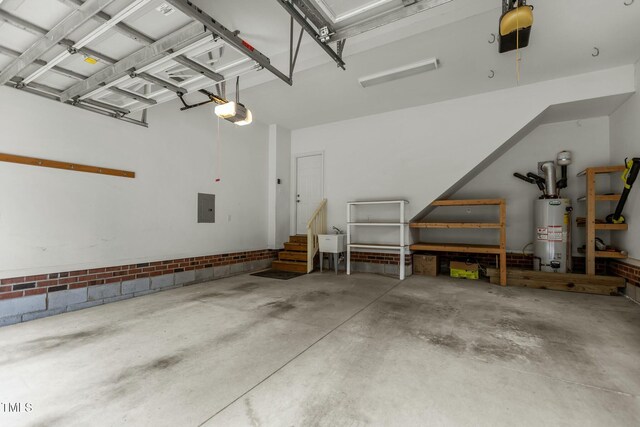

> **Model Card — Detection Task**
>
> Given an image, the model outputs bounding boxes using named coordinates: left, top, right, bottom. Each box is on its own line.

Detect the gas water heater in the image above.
left=514, top=151, right=573, bottom=273
left=533, top=198, right=572, bottom=273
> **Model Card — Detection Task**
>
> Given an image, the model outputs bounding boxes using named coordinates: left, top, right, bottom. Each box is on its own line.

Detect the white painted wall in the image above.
left=610, top=60, right=640, bottom=263
left=0, top=87, right=270, bottom=278
left=426, top=117, right=611, bottom=255
left=267, top=124, right=291, bottom=249
left=291, top=66, right=635, bottom=246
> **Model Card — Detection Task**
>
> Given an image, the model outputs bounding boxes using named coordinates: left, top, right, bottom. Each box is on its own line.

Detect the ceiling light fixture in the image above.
left=214, top=101, right=252, bottom=126
left=214, top=76, right=253, bottom=126
left=358, top=58, right=439, bottom=88
left=21, top=0, right=151, bottom=85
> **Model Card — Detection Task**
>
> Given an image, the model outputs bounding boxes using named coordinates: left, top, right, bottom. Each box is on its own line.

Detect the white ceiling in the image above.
left=234, top=0, right=640, bottom=130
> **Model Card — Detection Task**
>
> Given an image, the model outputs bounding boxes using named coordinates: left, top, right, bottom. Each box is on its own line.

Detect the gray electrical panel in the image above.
left=198, top=193, right=215, bottom=223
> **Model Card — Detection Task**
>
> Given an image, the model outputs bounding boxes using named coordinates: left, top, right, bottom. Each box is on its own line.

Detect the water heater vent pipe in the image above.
left=541, top=161, right=557, bottom=198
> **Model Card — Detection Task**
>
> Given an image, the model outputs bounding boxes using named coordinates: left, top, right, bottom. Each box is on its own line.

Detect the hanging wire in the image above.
left=236, top=76, right=240, bottom=104
left=516, top=3, right=520, bottom=84
left=215, top=115, right=221, bottom=182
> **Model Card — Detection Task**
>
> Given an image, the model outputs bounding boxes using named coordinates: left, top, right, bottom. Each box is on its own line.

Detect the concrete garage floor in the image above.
left=1, top=273, right=639, bottom=426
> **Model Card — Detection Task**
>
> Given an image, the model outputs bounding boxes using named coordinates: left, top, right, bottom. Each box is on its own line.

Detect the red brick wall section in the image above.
left=608, top=261, right=640, bottom=287
left=570, top=257, right=608, bottom=275
left=350, top=251, right=412, bottom=265
left=422, top=252, right=607, bottom=275
left=350, top=251, right=635, bottom=283
left=0, top=249, right=278, bottom=301
left=347, top=251, right=611, bottom=275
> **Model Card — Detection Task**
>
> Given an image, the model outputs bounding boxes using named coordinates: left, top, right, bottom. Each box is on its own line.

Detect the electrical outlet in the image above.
left=227, top=215, right=232, bottom=222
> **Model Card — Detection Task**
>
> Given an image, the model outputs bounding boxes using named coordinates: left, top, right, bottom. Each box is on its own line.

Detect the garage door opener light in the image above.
left=214, top=76, right=253, bottom=126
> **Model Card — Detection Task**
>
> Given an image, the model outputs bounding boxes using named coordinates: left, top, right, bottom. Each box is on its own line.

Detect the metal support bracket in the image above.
left=275, top=0, right=345, bottom=70
left=172, top=56, right=224, bottom=82
left=108, top=87, right=158, bottom=105
left=289, top=17, right=305, bottom=78
left=336, top=39, right=346, bottom=58
left=178, top=89, right=225, bottom=111
left=81, top=98, right=131, bottom=115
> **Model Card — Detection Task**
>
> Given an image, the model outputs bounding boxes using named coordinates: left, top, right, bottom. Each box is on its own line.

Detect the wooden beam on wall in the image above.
left=0, top=153, right=135, bottom=178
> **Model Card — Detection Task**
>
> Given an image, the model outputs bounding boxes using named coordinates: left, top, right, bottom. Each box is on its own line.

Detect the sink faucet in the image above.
left=332, top=226, right=344, bottom=234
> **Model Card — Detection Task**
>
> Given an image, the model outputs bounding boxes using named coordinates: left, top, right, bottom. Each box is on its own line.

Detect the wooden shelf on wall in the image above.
left=578, top=165, right=628, bottom=275
left=595, top=251, right=628, bottom=259
left=0, top=153, right=135, bottom=179
left=577, top=248, right=628, bottom=259
left=349, top=243, right=407, bottom=250
left=429, top=199, right=504, bottom=206
left=577, top=165, right=625, bottom=176
left=577, top=194, right=621, bottom=202
left=410, top=242, right=502, bottom=254
left=410, top=222, right=502, bottom=229
left=576, top=222, right=628, bottom=231
left=410, top=198, right=507, bottom=286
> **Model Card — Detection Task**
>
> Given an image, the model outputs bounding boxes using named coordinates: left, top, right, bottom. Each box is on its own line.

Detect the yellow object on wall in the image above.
left=500, top=6, right=534, bottom=36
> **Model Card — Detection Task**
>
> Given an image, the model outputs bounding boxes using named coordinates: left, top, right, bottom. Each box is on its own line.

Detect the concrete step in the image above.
left=289, top=235, right=307, bottom=244
left=284, top=242, right=307, bottom=252
left=279, top=251, right=307, bottom=262
left=272, top=260, right=308, bottom=273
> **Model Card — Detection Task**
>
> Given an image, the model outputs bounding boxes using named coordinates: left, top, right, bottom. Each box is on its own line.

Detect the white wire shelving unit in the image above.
left=346, top=200, right=409, bottom=280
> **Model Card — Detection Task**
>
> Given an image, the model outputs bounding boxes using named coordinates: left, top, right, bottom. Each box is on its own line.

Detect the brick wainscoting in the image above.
left=349, top=251, right=413, bottom=277
left=346, top=251, right=607, bottom=278
left=0, top=249, right=278, bottom=326
left=609, top=261, right=640, bottom=302
left=430, top=252, right=608, bottom=275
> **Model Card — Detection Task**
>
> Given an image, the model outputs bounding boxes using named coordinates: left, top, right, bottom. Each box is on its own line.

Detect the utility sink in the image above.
left=319, top=234, right=346, bottom=274
left=318, top=234, right=346, bottom=254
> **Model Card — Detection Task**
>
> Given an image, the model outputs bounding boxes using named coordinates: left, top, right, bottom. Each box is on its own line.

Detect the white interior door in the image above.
left=296, top=154, right=323, bottom=235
